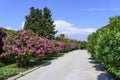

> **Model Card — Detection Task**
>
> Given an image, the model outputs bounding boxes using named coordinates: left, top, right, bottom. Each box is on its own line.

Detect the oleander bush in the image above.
left=87, top=16, right=120, bottom=79
left=0, top=30, right=6, bottom=63
left=0, top=30, right=80, bottom=66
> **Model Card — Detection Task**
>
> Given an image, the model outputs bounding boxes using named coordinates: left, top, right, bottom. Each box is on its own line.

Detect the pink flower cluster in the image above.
left=1, top=30, right=80, bottom=66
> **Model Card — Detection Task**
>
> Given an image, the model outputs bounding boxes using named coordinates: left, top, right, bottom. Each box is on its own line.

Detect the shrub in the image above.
left=87, top=16, right=120, bottom=79
left=79, top=41, right=87, bottom=49
left=2, top=30, right=45, bottom=66
left=1, top=30, right=80, bottom=66
left=0, top=30, right=6, bottom=63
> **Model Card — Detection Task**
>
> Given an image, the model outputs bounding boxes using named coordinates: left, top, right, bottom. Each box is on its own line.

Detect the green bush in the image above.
left=78, top=41, right=87, bottom=49
left=87, top=16, right=120, bottom=79
left=0, top=29, right=6, bottom=63
left=0, top=27, right=16, bottom=35
left=6, top=29, right=16, bottom=35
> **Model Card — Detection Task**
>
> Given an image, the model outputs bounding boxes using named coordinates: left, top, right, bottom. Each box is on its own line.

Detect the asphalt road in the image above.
left=17, top=50, right=113, bottom=80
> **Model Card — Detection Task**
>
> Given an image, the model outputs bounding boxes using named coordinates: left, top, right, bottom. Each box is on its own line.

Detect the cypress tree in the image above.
left=24, top=7, right=57, bottom=39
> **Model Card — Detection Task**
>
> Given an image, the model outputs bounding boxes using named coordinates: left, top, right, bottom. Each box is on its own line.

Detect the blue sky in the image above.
left=0, top=0, right=120, bottom=41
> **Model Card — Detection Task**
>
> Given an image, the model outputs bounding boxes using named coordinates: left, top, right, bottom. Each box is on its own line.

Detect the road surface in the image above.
left=17, top=50, right=113, bottom=80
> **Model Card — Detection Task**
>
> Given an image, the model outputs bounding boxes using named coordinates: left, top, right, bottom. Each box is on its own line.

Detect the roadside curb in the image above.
left=7, top=62, right=51, bottom=80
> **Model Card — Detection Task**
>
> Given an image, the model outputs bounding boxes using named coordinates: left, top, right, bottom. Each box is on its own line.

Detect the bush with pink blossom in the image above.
left=0, top=29, right=6, bottom=63
left=1, top=30, right=80, bottom=66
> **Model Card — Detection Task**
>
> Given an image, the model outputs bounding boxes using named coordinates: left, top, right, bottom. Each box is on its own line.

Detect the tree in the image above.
left=42, top=7, right=57, bottom=39
left=56, top=34, right=65, bottom=41
left=24, top=7, right=57, bottom=39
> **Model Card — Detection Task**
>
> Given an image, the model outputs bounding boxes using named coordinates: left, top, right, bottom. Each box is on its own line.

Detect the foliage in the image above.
left=1, top=30, right=40, bottom=66
left=1, top=30, right=80, bottom=67
left=24, top=7, right=57, bottom=39
left=87, top=16, right=120, bottom=79
left=0, top=29, right=6, bottom=56
left=0, top=27, right=16, bottom=35
left=42, top=7, right=57, bottom=39
left=0, top=64, right=27, bottom=79
left=6, top=30, right=16, bottom=35
left=78, top=41, right=87, bottom=49
left=56, top=34, right=79, bottom=43
left=56, top=34, right=66, bottom=41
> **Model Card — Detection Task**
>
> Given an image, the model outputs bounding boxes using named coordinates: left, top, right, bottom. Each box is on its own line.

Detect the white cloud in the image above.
left=6, top=27, right=12, bottom=30
left=54, top=20, right=96, bottom=34
left=6, top=27, right=17, bottom=31
left=54, top=20, right=97, bottom=40
left=22, top=22, right=25, bottom=29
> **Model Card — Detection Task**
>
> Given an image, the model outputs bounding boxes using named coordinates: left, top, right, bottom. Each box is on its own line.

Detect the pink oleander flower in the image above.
left=17, top=50, right=21, bottom=54
left=36, top=49, right=41, bottom=54
left=6, top=45, right=11, bottom=48
left=2, top=38, right=5, bottom=42
left=40, top=38, right=45, bottom=43
left=19, top=30, right=27, bottom=35
left=30, top=49, right=34, bottom=53
left=27, top=44, right=32, bottom=47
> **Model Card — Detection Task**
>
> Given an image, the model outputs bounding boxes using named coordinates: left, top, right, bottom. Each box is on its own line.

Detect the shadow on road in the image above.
left=89, top=59, right=105, bottom=71
left=97, top=73, right=114, bottom=80
left=88, top=57, right=114, bottom=80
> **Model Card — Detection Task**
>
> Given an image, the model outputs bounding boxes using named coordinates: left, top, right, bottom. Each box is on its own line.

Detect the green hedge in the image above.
left=87, top=16, right=120, bottom=79
left=78, top=41, right=87, bottom=49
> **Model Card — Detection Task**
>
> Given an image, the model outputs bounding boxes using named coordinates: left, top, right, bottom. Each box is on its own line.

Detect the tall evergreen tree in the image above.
left=24, top=7, right=42, bottom=35
left=42, top=7, right=57, bottom=39
left=24, top=7, right=57, bottom=39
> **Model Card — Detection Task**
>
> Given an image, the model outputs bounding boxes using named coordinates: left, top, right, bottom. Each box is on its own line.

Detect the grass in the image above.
left=0, top=63, right=27, bottom=80
left=0, top=52, right=65, bottom=80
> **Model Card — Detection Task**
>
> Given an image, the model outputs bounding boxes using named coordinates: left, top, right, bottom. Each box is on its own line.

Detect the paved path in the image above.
left=17, top=50, right=113, bottom=80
